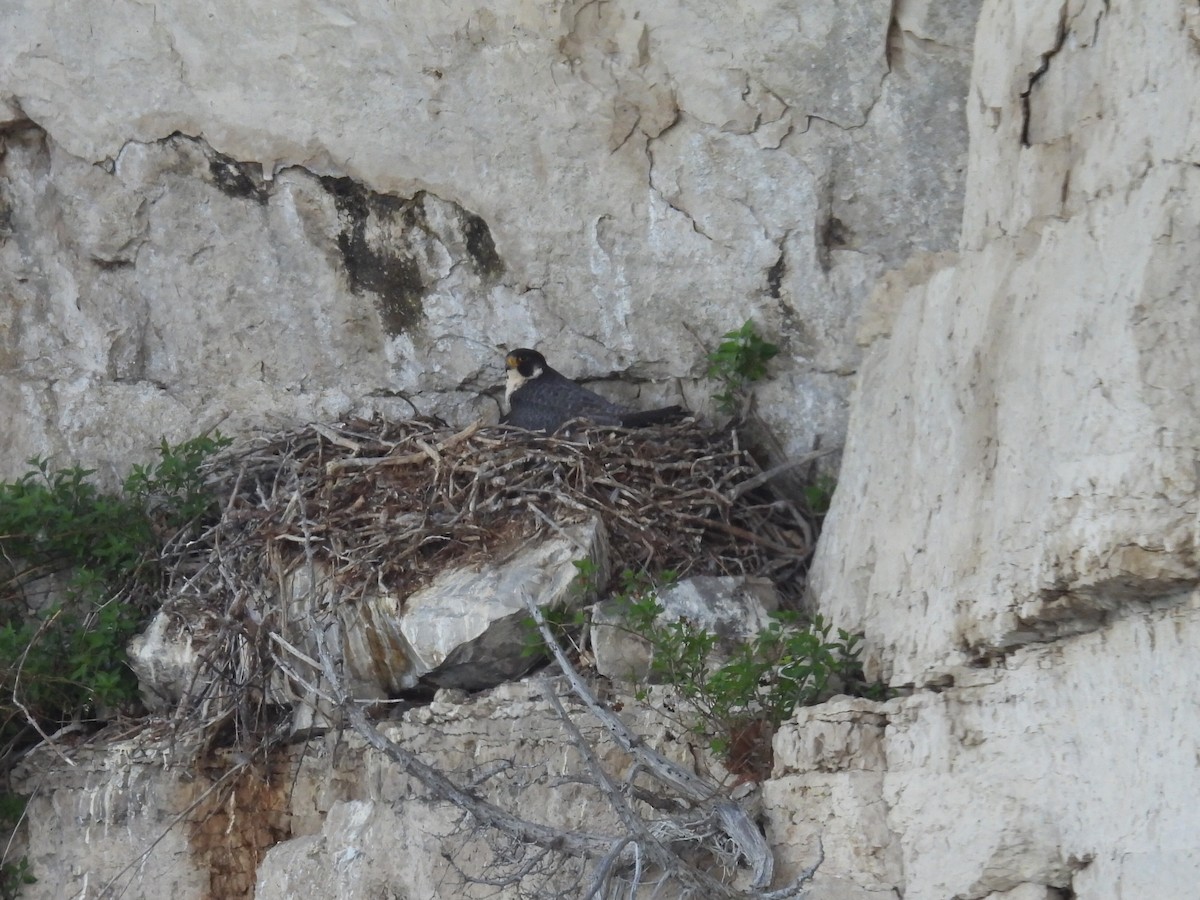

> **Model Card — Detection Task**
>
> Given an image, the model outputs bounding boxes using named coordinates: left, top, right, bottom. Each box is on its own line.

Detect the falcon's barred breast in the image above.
left=499, top=348, right=687, bottom=433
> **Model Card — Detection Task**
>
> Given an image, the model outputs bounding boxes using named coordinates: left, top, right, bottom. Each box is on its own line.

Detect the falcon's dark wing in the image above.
left=502, top=369, right=628, bottom=431
left=499, top=348, right=690, bottom=433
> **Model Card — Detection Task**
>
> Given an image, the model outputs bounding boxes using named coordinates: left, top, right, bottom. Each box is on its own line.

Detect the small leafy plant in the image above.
left=0, top=459, right=153, bottom=585
left=801, top=474, right=838, bottom=517
left=612, top=569, right=873, bottom=781
left=706, top=319, right=780, bottom=415
left=123, top=433, right=234, bottom=526
left=518, top=559, right=601, bottom=661
left=520, top=601, right=587, bottom=660
left=0, top=857, right=34, bottom=900
left=0, top=433, right=231, bottom=751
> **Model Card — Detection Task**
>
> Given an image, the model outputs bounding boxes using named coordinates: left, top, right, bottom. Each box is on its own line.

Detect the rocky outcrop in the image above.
left=251, top=682, right=677, bottom=900
left=813, top=0, right=1200, bottom=684
left=804, top=0, right=1200, bottom=895
left=0, top=0, right=980, bottom=485
left=764, top=698, right=896, bottom=897
left=129, top=517, right=608, bottom=720
left=5, top=0, right=1197, bottom=899
left=590, top=575, right=779, bottom=681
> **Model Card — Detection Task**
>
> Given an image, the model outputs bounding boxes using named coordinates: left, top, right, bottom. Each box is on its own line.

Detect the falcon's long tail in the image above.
left=617, top=405, right=689, bottom=427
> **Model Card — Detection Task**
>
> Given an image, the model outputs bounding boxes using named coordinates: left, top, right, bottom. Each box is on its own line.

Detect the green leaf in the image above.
left=617, top=585, right=884, bottom=769
left=0, top=432, right=229, bottom=756
left=705, top=319, right=780, bottom=414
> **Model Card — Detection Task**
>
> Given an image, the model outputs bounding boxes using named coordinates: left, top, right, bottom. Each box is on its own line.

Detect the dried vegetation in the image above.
left=30, top=415, right=831, bottom=900
left=156, top=415, right=823, bottom=754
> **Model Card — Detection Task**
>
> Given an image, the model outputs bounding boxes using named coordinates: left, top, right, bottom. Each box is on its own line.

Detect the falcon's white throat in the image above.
left=504, top=363, right=543, bottom=408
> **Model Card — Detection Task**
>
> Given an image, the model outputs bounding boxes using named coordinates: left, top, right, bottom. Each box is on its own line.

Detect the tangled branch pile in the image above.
left=154, top=416, right=821, bottom=752
left=10, top=415, right=831, bottom=899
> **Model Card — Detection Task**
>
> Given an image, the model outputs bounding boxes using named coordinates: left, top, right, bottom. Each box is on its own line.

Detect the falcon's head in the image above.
left=504, top=348, right=547, bottom=404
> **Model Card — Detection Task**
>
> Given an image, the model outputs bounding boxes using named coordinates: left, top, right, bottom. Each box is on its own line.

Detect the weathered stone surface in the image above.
left=257, top=679, right=774, bottom=898
left=0, top=0, right=978, bottom=484
left=10, top=681, right=704, bottom=900
left=13, top=739, right=212, bottom=899
left=772, top=697, right=888, bottom=775
left=401, top=518, right=608, bottom=689
left=764, top=697, right=898, bottom=898
left=811, top=0, right=1200, bottom=686
left=765, top=603, right=1200, bottom=899
left=0, top=127, right=509, bottom=485
left=254, top=799, right=459, bottom=900
left=132, top=518, right=608, bottom=723
left=881, top=599, right=1200, bottom=899
left=256, top=689, right=640, bottom=899
left=983, top=888, right=1064, bottom=900
left=590, top=575, right=778, bottom=682
left=797, top=1, right=1200, bottom=898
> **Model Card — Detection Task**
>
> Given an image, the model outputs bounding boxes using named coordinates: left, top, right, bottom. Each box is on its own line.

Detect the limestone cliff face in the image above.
left=3, top=0, right=1196, bottom=899
left=807, top=0, right=1200, bottom=896
left=0, top=0, right=977, bottom=484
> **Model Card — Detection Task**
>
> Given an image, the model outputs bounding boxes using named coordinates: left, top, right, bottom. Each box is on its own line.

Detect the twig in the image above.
left=11, top=608, right=77, bottom=769
left=324, top=420, right=482, bottom=475
left=524, top=594, right=777, bottom=893
left=311, top=423, right=368, bottom=453
left=312, top=630, right=616, bottom=858
left=726, top=448, right=840, bottom=501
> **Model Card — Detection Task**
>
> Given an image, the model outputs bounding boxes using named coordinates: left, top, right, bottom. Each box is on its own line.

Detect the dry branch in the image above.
left=149, top=416, right=825, bottom=757
left=39, top=413, right=837, bottom=899
left=292, top=589, right=822, bottom=899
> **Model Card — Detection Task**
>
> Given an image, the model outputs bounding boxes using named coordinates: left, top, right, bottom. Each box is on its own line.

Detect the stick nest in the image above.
left=152, top=415, right=820, bottom=753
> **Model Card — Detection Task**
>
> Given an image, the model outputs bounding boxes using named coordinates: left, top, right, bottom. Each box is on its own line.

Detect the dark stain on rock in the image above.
left=92, top=257, right=135, bottom=271
left=322, top=176, right=426, bottom=335
left=766, top=250, right=785, bottom=299
left=818, top=213, right=853, bottom=272
left=776, top=301, right=810, bottom=358
left=823, top=215, right=851, bottom=252
left=462, top=210, right=504, bottom=278
left=0, top=141, right=14, bottom=243
left=207, top=149, right=270, bottom=205
left=0, top=192, right=12, bottom=244
left=319, top=177, right=505, bottom=336
left=188, top=757, right=291, bottom=900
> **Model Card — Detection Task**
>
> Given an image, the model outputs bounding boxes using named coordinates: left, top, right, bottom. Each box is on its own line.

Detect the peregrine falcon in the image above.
left=500, top=348, right=687, bottom=432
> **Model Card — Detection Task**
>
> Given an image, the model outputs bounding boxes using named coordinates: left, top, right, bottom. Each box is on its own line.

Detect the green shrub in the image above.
left=706, top=319, right=781, bottom=415
left=122, top=433, right=234, bottom=526
left=0, top=434, right=229, bottom=898
left=0, top=857, right=34, bottom=900
left=611, top=569, right=877, bottom=780
left=0, top=459, right=151, bottom=583
left=801, top=474, right=838, bottom=517
left=0, top=434, right=231, bottom=741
